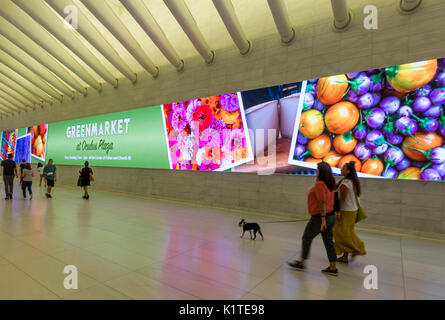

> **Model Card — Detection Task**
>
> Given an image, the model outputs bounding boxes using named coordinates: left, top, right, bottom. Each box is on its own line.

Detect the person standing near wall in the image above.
left=333, top=161, right=367, bottom=263
left=22, top=163, right=34, bottom=200
left=43, top=159, right=56, bottom=199
left=37, top=162, right=46, bottom=187
left=1, top=154, right=18, bottom=200
left=80, top=161, right=93, bottom=200
left=288, top=162, right=338, bottom=276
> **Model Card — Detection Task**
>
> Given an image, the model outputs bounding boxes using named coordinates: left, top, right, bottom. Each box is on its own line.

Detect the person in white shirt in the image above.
left=333, top=161, right=366, bottom=263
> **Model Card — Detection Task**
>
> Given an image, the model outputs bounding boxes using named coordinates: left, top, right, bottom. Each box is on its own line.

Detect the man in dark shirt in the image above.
left=1, top=154, right=18, bottom=200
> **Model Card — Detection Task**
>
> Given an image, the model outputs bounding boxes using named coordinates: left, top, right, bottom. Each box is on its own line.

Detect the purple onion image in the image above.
left=373, top=144, right=388, bottom=155
left=436, top=72, right=445, bottom=87
left=294, top=144, right=306, bottom=159
left=395, top=117, right=418, bottom=136
left=354, top=143, right=372, bottom=160
left=353, top=124, right=367, bottom=140
left=415, top=84, right=432, bottom=98
left=383, top=167, right=398, bottom=179
left=424, top=105, right=442, bottom=118
left=398, top=105, right=413, bottom=118
left=380, top=96, right=400, bottom=114
left=347, top=72, right=359, bottom=79
left=371, top=93, right=382, bottom=106
left=347, top=90, right=358, bottom=103
left=430, top=147, right=445, bottom=164
left=366, top=130, right=384, bottom=148
left=386, top=132, right=403, bottom=145
left=304, top=92, right=315, bottom=109
left=384, top=147, right=405, bottom=166
left=413, top=96, right=432, bottom=113
left=313, top=99, right=325, bottom=112
left=421, top=168, right=441, bottom=181
left=297, top=133, right=308, bottom=145
left=352, top=72, right=371, bottom=95
left=430, top=88, right=445, bottom=105
left=366, top=108, right=386, bottom=129
left=396, top=158, right=411, bottom=171
left=370, top=73, right=385, bottom=92
left=358, top=93, right=374, bottom=109
left=420, top=118, right=439, bottom=133
left=432, top=163, right=445, bottom=177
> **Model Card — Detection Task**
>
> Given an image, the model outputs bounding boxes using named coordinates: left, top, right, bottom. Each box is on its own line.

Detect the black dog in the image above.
left=239, top=219, right=264, bottom=240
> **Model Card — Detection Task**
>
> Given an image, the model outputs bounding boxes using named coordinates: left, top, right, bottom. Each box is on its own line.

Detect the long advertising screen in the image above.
left=3, top=57, right=445, bottom=181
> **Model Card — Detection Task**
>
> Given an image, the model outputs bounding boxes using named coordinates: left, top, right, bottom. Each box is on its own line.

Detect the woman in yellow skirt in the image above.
left=334, top=161, right=366, bottom=263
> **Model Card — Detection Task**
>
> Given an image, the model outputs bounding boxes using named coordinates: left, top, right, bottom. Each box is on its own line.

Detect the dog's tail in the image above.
left=258, top=228, right=264, bottom=240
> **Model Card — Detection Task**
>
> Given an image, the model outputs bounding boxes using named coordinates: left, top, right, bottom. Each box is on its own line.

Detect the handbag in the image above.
left=77, top=175, right=82, bottom=187
left=89, top=172, right=94, bottom=182
left=353, top=187, right=367, bottom=223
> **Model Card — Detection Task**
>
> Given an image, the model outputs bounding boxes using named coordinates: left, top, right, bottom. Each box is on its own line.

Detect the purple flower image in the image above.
left=220, top=93, right=240, bottom=112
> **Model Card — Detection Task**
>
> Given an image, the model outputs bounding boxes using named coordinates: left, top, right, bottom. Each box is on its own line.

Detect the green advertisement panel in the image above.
left=45, top=106, right=170, bottom=169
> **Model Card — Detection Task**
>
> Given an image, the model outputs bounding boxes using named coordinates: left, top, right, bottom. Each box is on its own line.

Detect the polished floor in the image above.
left=0, top=182, right=444, bottom=300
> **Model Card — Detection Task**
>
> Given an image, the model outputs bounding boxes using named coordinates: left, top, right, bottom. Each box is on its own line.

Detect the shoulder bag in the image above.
left=353, top=187, right=367, bottom=223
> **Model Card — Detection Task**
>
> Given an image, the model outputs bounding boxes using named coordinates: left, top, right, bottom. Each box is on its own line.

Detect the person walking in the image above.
left=79, top=161, right=93, bottom=200
left=19, top=159, right=25, bottom=183
left=333, top=161, right=367, bottom=263
left=288, top=162, right=338, bottom=276
left=43, top=159, right=56, bottom=198
left=37, top=162, right=46, bottom=187
left=1, top=154, right=18, bottom=200
left=22, top=163, right=34, bottom=199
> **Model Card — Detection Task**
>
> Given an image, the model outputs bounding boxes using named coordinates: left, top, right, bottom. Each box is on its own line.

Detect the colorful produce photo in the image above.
left=27, top=124, right=48, bottom=161
left=290, top=58, right=445, bottom=181
left=0, top=129, right=17, bottom=160
left=162, top=93, right=253, bottom=171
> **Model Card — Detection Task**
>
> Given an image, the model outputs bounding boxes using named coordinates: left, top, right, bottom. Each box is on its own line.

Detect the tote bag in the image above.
left=353, top=188, right=367, bottom=223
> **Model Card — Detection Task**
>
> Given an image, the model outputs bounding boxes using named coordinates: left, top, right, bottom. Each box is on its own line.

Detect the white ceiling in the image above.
left=0, top=0, right=319, bottom=118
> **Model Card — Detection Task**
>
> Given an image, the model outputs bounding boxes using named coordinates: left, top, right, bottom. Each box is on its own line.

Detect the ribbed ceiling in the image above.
left=0, top=0, right=323, bottom=119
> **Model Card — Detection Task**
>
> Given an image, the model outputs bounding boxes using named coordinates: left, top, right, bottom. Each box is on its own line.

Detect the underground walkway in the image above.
left=0, top=183, right=444, bottom=300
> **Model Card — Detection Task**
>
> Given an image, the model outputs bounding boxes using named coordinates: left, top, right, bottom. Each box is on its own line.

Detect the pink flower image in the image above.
left=171, top=108, right=187, bottom=132
left=220, top=93, right=240, bottom=112
left=162, top=93, right=250, bottom=171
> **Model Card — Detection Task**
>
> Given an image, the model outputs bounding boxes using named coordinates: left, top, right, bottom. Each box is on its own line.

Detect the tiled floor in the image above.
left=0, top=183, right=444, bottom=300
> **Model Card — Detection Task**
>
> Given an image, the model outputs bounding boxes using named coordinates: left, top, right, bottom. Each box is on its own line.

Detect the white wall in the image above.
left=52, top=164, right=445, bottom=238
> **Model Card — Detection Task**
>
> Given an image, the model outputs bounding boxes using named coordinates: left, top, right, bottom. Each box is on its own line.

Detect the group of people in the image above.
left=1, top=155, right=57, bottom=199
left=288, top=161, right=366, bottom=276
left=1, top=155, right=94, bottom=200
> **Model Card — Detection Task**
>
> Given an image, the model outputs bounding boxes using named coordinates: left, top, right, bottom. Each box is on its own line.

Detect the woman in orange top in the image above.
left=288, top=162, right=338, bottom=276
